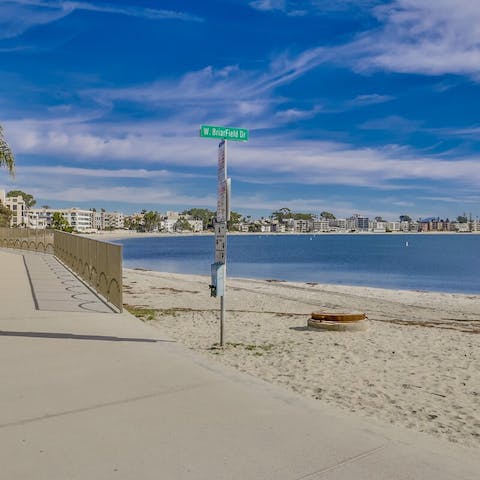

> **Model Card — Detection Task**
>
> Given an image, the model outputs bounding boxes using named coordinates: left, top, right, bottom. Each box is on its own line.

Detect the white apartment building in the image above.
left=1, top=191, right=27, bottom=227
left=332, top=218, right=347, bottom=230
left=312, top=219, right=330, bottom=232
left=187, top=219, right=203, bottom=232
left=371, top=221, right=387, bottom=233
left=454, top=222, right=470, bottom=232
left=28, top=208, right=93, bottom=232
left=93, top=211, right=125, bottom=230
left=161, top=218, right=177, bottom=233
left=386, top=222, right=401, bottom=232
left=294, top=219, right=312, bottom=233
left=67, top=209, right=93, bottom=231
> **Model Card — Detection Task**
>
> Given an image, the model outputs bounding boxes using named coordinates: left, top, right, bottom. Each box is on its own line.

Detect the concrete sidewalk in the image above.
left=0, top=249, right=478, bottom=479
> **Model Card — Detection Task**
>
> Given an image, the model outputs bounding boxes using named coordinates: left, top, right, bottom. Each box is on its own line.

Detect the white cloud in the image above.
left=347, top=94, right=394, bottom=107
left=27, top=186, right=217, bottom=208
left=347, top=0, right=480, bottom=78
left=275, top=106, right=322, bottom=121
left=0, top=0, right=200, bottom=39
left=86, top=49, right=331, bottom=107
left=246, top=0, right=480, bottom=81
left=6, top=116, right=480, bottom=191
left=18, top=165, right=212, bottom=180
left=249, top=0, right=287, bottom=12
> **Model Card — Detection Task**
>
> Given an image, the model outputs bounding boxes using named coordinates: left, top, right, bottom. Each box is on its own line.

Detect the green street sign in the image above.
left=200, top=125, right=249, bottom=142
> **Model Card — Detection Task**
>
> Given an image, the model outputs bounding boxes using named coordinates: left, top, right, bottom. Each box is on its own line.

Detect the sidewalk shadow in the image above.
left=0, top=330, right=174, bottom=343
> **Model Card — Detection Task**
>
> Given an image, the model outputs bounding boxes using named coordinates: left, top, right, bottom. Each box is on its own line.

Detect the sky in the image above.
left=1, top=0, right=480, bottom=220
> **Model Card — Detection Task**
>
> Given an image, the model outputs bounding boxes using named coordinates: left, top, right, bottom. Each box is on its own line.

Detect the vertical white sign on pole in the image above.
left=215, top=139, right=229, bottom=346
left=201, top=124, right=248, bottom=347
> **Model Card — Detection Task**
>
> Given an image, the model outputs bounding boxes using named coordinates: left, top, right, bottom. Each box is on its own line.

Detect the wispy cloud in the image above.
left=249, top=0, right=288, bottom=13
left=275, top=105, right=322, bottom=121
left=6, top=116, right=480, bottom=190
left=0, top=0, right=201, bottom=40
left=249, top=0, right=380, bottom=16
left=18, top=165, right=213, bottom=180
left=25, top=186, right=218, bottom=207
left=347, top=94, right=394, bottom=107
left=346, top=0, right=480, bottom=78
left=249, top=0, right=480, bottom=81
left=359, top=115, right=423, bottom=132
left=86, top=47, right=332, bottom=107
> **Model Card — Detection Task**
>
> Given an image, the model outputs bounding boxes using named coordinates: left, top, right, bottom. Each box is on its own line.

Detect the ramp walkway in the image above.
left=0, top=248, right=478, bottom=479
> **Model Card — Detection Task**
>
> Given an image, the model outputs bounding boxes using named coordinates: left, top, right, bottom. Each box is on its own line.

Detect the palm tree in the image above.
left=0, top=125, right=15, bottom=175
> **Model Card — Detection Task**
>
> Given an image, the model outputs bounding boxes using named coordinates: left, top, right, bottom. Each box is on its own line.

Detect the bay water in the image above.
left=118, top=234, right=480, bottom=294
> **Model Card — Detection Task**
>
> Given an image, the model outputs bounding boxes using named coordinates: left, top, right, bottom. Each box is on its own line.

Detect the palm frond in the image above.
left=0, top=125, right=15, bottom=175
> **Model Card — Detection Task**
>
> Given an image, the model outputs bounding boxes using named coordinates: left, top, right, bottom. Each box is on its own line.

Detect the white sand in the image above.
left=123, top=268, right=480, bottom=448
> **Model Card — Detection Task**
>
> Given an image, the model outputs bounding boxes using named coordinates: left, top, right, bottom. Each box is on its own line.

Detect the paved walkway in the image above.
left=0, top=248, right=478, bottom=479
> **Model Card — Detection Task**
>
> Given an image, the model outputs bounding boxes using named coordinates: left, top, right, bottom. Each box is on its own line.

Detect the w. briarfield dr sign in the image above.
left=200, top=123, right=248, bottom=347
left=200, top=125, right=249, bottom=142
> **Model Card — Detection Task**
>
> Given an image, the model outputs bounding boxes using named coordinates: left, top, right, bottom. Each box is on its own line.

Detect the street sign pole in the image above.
left=216, top=139, right=228, bottom=347
left=201, top=125, right=248, bottom=347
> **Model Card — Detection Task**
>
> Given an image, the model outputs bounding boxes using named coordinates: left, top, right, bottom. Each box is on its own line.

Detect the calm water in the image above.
left=118, top=234, right=480, bottom=294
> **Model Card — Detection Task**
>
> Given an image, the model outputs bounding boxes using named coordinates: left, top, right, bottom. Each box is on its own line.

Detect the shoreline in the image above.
left=124, top=267, right=480, bottom=297
left=83, top=230, right=480, bottom=242
left=123, top=268, right=480, bottom=448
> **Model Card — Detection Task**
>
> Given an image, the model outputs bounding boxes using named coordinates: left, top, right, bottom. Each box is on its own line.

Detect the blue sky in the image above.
left=1, top=0, right=480, bottom=220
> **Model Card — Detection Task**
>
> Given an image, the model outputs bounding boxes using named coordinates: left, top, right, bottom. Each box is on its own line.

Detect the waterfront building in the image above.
left=186, top=219, right=203, bottom=232
left=372, top=221, right=387, bottom=233
left=332, top=218, right=347, bottom=230
left=312, top=219, right=330, bottom=232
left=454, top=222, right=470, bottom=232
left=93, top=211, right=125, bottom=230
left=3, top=193, right=27, bottom=227
left=294, top=219, right=312, bottom=233
left=27, top=208, right=94, bottom=232
left=347, top=214, right=369, bottom=231
left=356, top=216, right=369, bottom=231
left=26, top=210, right=48, bottom=229
left=161, top=218, right=176, bottom=233
left=386, top=222, right=401, bottom=232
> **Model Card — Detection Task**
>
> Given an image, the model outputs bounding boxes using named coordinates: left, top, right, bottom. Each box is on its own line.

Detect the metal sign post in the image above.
left=216, top=139, right=228, bottom=346
left=201, top=125, right=248, bottom=347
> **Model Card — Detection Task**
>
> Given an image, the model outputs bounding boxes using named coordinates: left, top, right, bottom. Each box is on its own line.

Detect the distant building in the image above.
left=3, top=193, right=26, bottom=227
left=27, top=208, right=94, bottom=232
left=293, top=219, right=312, bottom=233
left=312, top=219, right=330, bottom=232
left=356, top=216, right=369, bottom=231
left=372, top=221, right=387, bottom=233
left=332, top=218, right=347, bottom=230
left=386, top=222, right=401, bottom=232
left=419, top=217, right=452, bottom=232
left=347, top=214, right=369, bottom=231
left=93, top=211, right=125, bottom=230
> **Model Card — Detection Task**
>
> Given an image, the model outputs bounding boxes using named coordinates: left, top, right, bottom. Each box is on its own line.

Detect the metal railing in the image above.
left=0, top=228, right=123, bottom=312
left=53, top=231, right=123, bottom=312
left=0, top=227, right=54, bottom=253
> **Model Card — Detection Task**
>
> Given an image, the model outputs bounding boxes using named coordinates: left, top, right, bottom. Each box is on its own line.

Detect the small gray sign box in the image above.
left=211, top=262, right=225, bottom=297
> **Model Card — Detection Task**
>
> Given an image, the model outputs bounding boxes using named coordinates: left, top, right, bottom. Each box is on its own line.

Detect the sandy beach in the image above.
left=123, top=268, right=480, bottom=449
